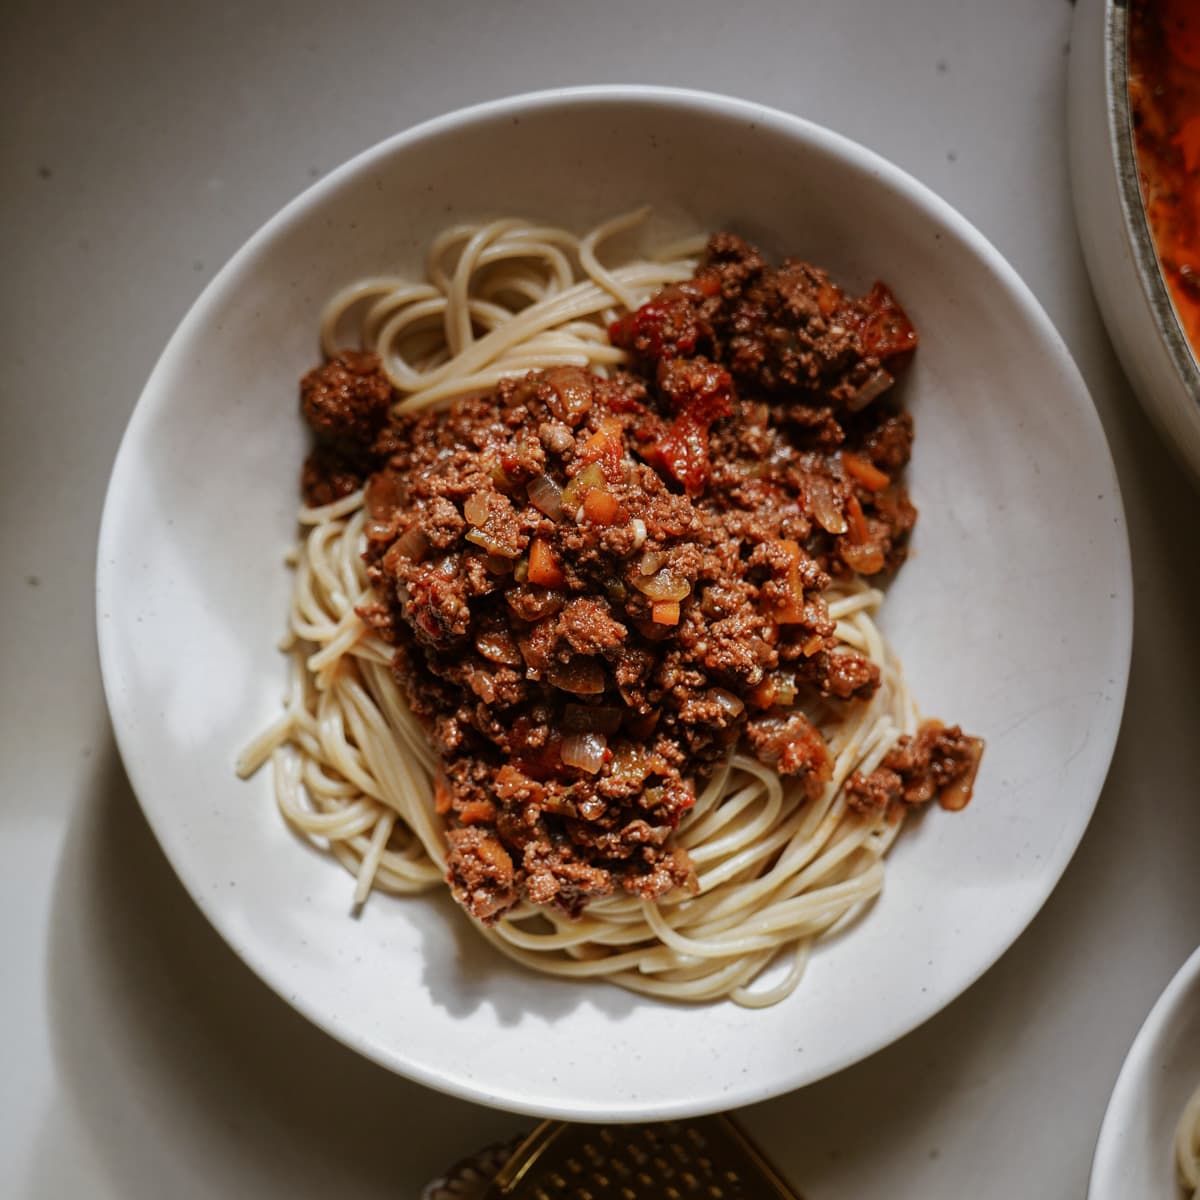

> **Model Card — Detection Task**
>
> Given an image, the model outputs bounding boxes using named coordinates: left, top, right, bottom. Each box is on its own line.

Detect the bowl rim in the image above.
left=96, top=83, right=1133, bottom=1119
left=1107, top=0, right=1200, bottom=406
left=1088, top=944, right=1200, bottom=1198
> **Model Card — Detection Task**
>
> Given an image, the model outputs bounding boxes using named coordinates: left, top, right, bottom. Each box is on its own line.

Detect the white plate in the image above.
left=1091, top=947, right=1200, bottom=1199
left=96, top=86, right=1132, bottom=1120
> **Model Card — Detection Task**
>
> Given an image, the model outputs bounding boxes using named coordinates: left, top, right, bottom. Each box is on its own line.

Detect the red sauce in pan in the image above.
left=1129, top=0, right=1200, bottom=353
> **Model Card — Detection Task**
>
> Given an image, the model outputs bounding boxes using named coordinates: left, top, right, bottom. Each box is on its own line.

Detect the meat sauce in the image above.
left=300, top=234, right=982, bottom=923
left=1130, top=0, right=1200, bottom=353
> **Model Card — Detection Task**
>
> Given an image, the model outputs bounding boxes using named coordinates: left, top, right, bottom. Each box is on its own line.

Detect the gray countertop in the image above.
left=3, top=0, right=1199, bottom=1195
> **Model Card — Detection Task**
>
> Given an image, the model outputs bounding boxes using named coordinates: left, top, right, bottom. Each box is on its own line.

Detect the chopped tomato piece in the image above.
left=861, top=282, right=918, bottom=360
left=647, top=415, right=713, bottom=497
left=646, top=358, right=733, bottom=495
left=609, top=288, right=703, bottom=361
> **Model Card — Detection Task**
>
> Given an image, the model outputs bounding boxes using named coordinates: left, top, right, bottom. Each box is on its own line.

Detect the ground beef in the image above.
left=298, top=234, right=982, bottom=924
left=845, top=723, right=983, bottom=816
left=299, top=350, right=396, bottom=504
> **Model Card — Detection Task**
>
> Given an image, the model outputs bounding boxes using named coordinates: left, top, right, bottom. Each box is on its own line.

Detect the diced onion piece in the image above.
left=465, top=528, right=520, bottom=558
left=528, top=537, right=565, bottom=587
left=563, top=704, right=624, bottom=735
left=561, top=461, right=606, bottom=510
left=842, top=451, right=891, bottom=491
left=526, top=473, right=563, bottom=519
left=841, top=541, right=886, bottom=575
left=846, top=367, right=894, bottom=412
left=475, top=631, right=523, bottom=666
left=365, top=469, right=408, bottom=522
left=710, top=688, right=745, bottom=718
left=393, top=524, right=429, bottom=561
left=630, top=518, right=647, bottom=549
left=639, top=549, right=664, bottom=576
left=651, top=600, right=681, bottom=625
left=938, top=737, right=984, bottom=812
left=548, top=657, right=607, bottom=694
left=635, top=568, right=691, bottom=602
left=809, top=478, right=848, bottom=535
left=554, top=729, right=604, bottom=777
left=463, top=493, right=490, bottom=527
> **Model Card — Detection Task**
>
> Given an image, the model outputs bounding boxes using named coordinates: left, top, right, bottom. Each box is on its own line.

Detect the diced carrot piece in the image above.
left=846, top=495, right=869, bottom=544
left=842, top=451, right=891, bottom=491
left=747, top=679, right=778, bottom=710
left=528, top=537, right=565, bottom=587
left=434, top=775, right=453, bottom=815
left=583, top=488, right=622, bottom=525
left=774, top=539, right=808, bottom=624
left=652, top=600, right=680, bottom=625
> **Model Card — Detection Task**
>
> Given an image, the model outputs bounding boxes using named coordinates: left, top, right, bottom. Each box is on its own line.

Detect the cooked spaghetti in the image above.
left=1180, top=1082, right=1200, bottom=1195
left=238, top=213, right=982, bottom=1006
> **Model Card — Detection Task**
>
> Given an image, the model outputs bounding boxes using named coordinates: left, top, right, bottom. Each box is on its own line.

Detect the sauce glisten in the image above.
left=1129, top=0, right=1200, bottom=353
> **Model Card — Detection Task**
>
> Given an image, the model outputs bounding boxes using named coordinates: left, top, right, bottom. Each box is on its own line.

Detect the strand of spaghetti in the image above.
left=681, top=779, right=780, bottom=864
left=446, top=220, right=530, bottom=355
left=353, top=810, right=396, bottom=906
left=360, top=659, right=438, bottom=777
left=339, top=671, right=446, bottom=863
left=320, top=281, right=438, bottom=358
left=577, top=207, right=651, bottom=312
left=298, top=488, right=367, bottom=526
left=313, top=682, right=383, bottom=801
left=640, top=868, right=883, bottom=960
left=730, top=944, right=812, bottom=1008
left=338, top=676, right=436, bottom=835
left=382, top=262, right=694, bottom=402
left=273, top=749, right=380, bottom=838
left=307, top=612, right=368, bottom=673
left=301, top=759, right=360, bottom=798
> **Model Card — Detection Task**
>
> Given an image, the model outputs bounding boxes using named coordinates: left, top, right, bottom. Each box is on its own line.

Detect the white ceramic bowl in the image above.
left=96, top=86, right=1132, bottom=1120
left=1090, top=946, right=1200, bottom=1199
left=1069, top=0, right=1200, bottom=484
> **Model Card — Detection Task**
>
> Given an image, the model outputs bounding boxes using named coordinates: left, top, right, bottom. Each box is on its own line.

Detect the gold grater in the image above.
left=481, top=1116, right=803, bottom=1199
